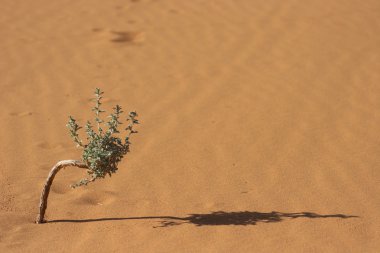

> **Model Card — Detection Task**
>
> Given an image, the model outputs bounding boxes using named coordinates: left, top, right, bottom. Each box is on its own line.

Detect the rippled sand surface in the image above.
left=1, top=0, right=379, bottom=252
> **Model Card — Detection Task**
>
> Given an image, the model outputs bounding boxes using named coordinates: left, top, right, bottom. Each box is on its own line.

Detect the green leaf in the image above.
left=68, top=88, right=139, bottom=187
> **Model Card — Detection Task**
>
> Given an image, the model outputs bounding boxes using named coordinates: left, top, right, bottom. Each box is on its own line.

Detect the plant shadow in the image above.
left=49, top=211, right=358, bottom=227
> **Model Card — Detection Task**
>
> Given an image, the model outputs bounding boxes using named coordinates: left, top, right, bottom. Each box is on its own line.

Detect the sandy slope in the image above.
left=1, top=0, right=379, bottom=252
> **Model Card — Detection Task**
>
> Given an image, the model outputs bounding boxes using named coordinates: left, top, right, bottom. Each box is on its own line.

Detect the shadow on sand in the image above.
left=49, top=211, right=358, bottom=227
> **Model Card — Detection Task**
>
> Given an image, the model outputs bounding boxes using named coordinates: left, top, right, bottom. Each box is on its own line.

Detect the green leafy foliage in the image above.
left=67, top=88, right=139, bottom=188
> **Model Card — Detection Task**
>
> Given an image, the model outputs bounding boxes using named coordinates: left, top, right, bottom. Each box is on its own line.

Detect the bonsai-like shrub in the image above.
left=36, top=88, right=139, bottom=224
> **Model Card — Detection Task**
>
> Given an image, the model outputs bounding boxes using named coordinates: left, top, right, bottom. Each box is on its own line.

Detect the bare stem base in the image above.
left=36, top=160, right=88, bottom=224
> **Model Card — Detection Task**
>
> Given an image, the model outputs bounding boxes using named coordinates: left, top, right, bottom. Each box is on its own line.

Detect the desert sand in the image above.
left=1, top=0, right=379, bottom=252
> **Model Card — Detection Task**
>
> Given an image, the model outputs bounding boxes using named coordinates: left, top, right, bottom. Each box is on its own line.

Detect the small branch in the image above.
left=36, top=160, right=88, bottom=224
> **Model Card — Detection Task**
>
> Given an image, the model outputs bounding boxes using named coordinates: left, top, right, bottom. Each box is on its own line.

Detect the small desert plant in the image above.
left=36, top=88, right=139, bottom=224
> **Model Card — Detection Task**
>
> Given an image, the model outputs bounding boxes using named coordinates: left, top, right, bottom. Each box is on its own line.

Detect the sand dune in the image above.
left=1, top=0, right=379, bottom=252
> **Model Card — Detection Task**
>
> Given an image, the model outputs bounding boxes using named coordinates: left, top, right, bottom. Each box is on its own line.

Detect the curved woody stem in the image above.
left=36, top=160, right=88, bottom=224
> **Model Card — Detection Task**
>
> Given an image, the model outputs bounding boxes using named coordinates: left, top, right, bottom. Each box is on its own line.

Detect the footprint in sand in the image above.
left=91, top=29, right=145, bottom=45
left=110, top=31, right=145, bottom=44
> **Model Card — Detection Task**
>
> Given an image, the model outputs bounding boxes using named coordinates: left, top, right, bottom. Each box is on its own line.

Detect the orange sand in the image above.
left=1, top=0, right=379, bottom=252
